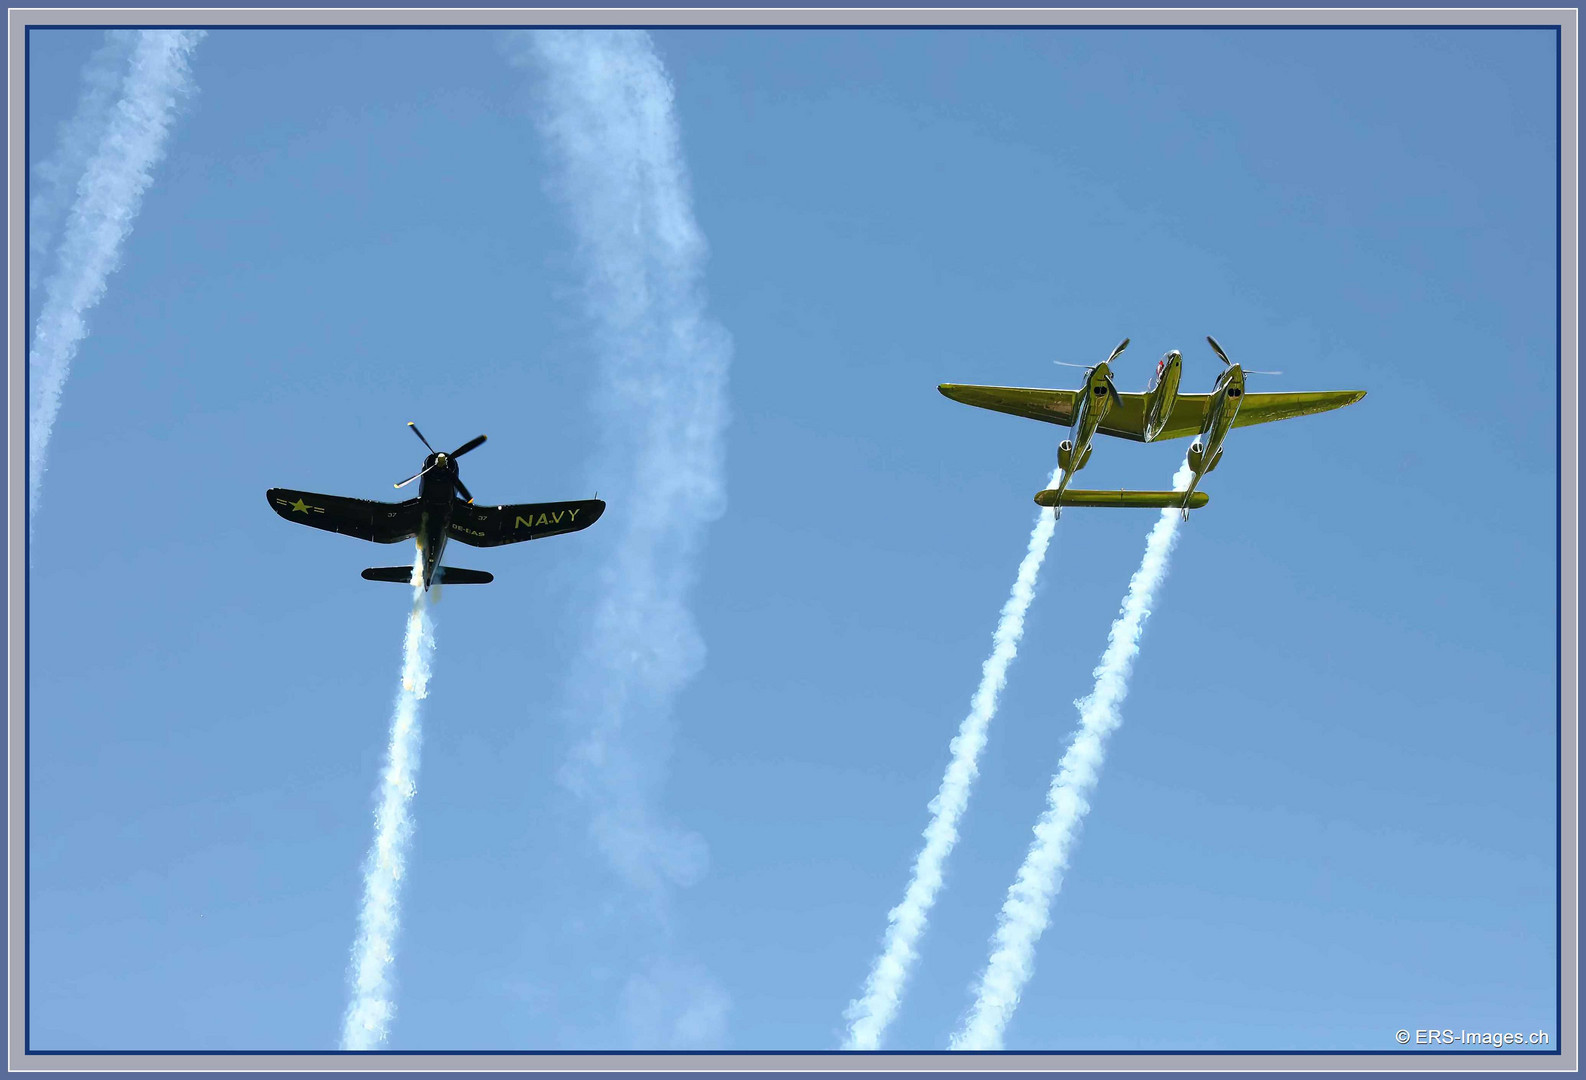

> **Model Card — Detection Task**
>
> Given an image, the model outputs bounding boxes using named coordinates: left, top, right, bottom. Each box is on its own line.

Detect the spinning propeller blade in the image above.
left=1099, top=340, right=1127, bottom=405
left=1207, top=335, right=1280, bottom=376
left=450, top=434, right=487, bottom=458
left=407, top=421, right=437, bottom=453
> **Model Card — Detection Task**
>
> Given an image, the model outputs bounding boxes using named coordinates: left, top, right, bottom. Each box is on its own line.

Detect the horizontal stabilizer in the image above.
left=361, top=566, right=419, bottom=584
left=1034, top=488, right=1210, bottom=510
left=360, top=565, right=496, bottom=585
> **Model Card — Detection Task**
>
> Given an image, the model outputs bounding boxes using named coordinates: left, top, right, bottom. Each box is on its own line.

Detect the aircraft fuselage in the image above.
left=414, top=453, right=460, bottom=588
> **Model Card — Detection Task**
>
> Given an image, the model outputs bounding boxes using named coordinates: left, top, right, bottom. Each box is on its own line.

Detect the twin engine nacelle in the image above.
left=1057, top=439, right=1093, bottom=473
left=1187, top=441, right=1223, bottom=474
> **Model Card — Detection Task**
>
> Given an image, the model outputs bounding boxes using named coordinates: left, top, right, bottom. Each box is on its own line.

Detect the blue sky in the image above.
left=25, top=25, right=1559, bottom=1053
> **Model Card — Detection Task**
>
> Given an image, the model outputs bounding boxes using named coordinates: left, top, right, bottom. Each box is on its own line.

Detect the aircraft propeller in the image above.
left=1207, top=335, right=1283, bottom=376
left=1053, top=337, right=1131, bottom=371
left=1101, top=338, right=1128, bottom=404
left=450, top=434, right=487, bottom=458
left=407, top=421, right=437, bottom=454
left=1052, top=338, right=1128, bottom=405
left=394, top=423, right=489, bottom=502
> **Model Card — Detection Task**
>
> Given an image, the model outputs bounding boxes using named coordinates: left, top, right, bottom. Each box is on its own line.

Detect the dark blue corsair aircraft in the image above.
left=267, top=422, right=605, bottom=591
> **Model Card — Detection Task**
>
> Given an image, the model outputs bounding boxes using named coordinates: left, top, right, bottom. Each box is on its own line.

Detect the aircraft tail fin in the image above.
left=1034, top=488, right=1210, bottom=510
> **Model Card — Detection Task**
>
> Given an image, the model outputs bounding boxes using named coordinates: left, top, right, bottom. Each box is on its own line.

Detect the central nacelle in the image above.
left=1142, top=352, right=1182, bottom=442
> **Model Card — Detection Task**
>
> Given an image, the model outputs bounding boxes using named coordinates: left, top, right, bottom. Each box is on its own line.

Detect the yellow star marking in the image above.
left=289, top=498, right=311, bottom=514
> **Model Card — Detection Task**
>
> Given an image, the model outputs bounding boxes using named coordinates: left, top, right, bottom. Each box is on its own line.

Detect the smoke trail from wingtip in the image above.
left=28, top=29, right=204, bottom=517
left=843, top=466, right=1063, bottom=1051
left=341, top=557, right=435, bottom=1050
left=950, top=460, right=1194, bottom=1051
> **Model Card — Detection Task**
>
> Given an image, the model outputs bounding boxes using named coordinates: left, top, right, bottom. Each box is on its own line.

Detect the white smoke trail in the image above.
left=28, top=29, right=204, bottom=516
left=507, top=28, right=733, bottom=1047
left=29, top=32, right=133, bottom=288
left=341, top=558, right=435, bottom=1050
left=950, top=460, right=1195, bottom=1051
left=511, top=28, right=731, bottom=906
left=843, top=465, right=1064, bottom=1050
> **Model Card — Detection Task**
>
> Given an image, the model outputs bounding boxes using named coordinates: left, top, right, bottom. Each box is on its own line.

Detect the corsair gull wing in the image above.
left=266, top=488, right=421, bottom=544
left=446, top=498, right=606, bottom=547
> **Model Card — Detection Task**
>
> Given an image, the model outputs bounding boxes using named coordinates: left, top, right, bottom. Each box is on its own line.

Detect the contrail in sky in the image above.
left=844, top=466, right=1064, bottom=1051
left=341, top=559, right=435, bottom=1050
left=508, top=28, right=733, bottom=1047
left=950, top=460, right=1194, bottom=1051
left=28, top=29, right=204, bottom=516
